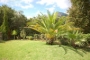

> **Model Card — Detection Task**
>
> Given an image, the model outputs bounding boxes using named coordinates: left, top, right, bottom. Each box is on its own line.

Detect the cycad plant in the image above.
left=64, top=30, right=88, bottom=47
left=30, top=11, right=66, bottom=45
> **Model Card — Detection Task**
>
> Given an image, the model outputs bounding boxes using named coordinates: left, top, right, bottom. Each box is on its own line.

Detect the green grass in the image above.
left=0, top=40, right=90, bottom=60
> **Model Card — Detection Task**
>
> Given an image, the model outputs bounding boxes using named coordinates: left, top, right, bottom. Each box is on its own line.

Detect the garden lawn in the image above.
left=0, top=40, right=90, bottom=60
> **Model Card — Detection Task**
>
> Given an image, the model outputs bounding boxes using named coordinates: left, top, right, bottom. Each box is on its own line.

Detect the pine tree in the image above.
left=68, top=0, right=90, bottom=33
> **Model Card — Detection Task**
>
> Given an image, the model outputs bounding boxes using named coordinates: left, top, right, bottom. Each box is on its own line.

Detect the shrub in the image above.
left=20, top=29, right=26, bottom=39
left=11, top=30, right=18, bottom=39
left=26, top=36, right=33, bottom=40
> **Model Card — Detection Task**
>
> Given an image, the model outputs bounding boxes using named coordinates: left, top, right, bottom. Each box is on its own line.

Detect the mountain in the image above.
left=57, top=12, right=67, bottom=17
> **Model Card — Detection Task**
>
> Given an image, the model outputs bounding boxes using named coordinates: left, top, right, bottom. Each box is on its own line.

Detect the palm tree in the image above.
left=30, top=11, right=66, bottom=45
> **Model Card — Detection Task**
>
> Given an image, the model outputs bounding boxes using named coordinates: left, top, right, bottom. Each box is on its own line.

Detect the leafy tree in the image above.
left=0, top=7, right=3, bottom=26
left=0, top=5, right=17, bottom=39
left=0, top=5, right=27, bottom=39
left=26, top=16, right=41, bottom=36
left=0, top=8, right=9, bottom=40
left=68, top=0, right=90, bottom=33
left=11, top=11, right=27, bottom=29
left=0, top=5, right=14, bottom=27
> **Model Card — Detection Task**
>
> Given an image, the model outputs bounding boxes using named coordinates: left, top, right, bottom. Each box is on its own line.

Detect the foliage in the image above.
left=60, top=30, right=90, bottom=48
left=24, top=27, right=40, bottom=36
left=12, top=30, right=17, bottom=36
left=26, top=36, right=33, bottom=40
left=30, top=11, right=66, bottom=45
left=11, top=11, right=27, bottom=29
left=68, top=0, right=90, bottom=33
left=0, top=5, right=27, bottom=39
left=0, top=8, right=9, bottom=40
left=20, top=29, right=26, bottom=39
left=11, top=30, right=18, bottom=39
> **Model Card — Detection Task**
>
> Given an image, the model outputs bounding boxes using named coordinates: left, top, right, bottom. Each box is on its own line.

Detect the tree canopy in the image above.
left=0, top=5, right=27, bottom=39
left=68, top=0, right=90, bottom=33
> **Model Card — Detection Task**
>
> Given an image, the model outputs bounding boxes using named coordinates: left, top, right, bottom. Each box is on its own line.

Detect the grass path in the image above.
left=0, top=40, right=90, bottom=60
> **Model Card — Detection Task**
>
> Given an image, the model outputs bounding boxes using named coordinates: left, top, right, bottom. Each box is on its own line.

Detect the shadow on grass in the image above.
left=0, top=40, right=5, bottom=43
left=45, top=41, right=90, bottom=57
left=0, top=39, right=13, bottom=43
left=82, top=47, right=90, bottom=52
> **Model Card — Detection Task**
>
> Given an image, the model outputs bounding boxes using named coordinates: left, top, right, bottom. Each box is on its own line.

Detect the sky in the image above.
left=0, top=0, right=71, bottom=19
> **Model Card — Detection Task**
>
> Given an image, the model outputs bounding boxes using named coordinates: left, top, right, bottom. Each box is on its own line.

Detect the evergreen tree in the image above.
left=0, top=8, right=9, bottom=40
left=0, top=5, right=27, bottom=39
left=68, top=0, right=90, bottom=33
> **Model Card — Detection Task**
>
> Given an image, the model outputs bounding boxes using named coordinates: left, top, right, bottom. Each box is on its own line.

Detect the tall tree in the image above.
left=0, top=5, right=15, bottom=39
left=0, top=8, right=9, bottom=40
left=68, top=0, right=90, bottom=33
left=0, top=5, right=27, bottom=39
left=11, top=11, right=27, bottom=29
left=0, top=6, right=3, bottom=26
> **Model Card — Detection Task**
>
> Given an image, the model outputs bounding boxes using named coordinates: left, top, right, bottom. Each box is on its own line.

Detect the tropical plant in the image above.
left=30, top=11, right=66, bottom=45
left=63, top=30, right=89, bottom=47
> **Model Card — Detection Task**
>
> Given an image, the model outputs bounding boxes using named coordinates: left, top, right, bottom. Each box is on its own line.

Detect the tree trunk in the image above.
left=14, top=35, right=15, bottom=40
left=0, top=32, right=2, bottom=41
